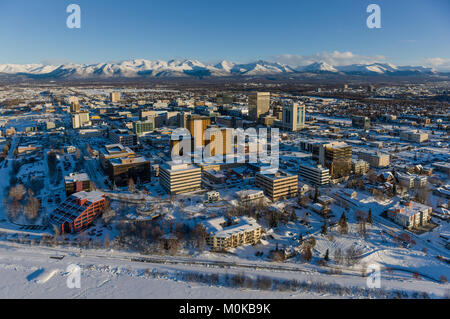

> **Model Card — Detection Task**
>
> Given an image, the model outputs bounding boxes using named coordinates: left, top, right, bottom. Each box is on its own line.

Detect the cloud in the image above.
left=272, top=51, right=387, bottom=67
left=423, top=57, right=450, bottom=71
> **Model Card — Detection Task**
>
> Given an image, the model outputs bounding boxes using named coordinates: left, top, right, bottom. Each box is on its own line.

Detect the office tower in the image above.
left=186, top=115, right=211, bottom=148
left=70, top=102, right=81, bottom=113
left=319, top=142, right=353, bottom=178
left=352, top=116, right=371, bottom=130
left=248, top=92, right=270, bottom=122
left=71, top=111, right=90, bottom=129
left=282, top=102, right=305, bottom=131
left=110, top=92, right=121, bottom=103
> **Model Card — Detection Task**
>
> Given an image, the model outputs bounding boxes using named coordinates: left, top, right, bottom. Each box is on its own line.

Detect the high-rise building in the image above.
left=186, top=115, right=211, bottom=148
left=352, top=116, right=371, bottom=130
left=320, top=142, right=353, bottom=178
left=248, top=92, right=270, bottom=122
left=70, top=102, right=81, bottom=113
left=110, top=92, right=121, bottom=103
left=282, top=102, right=305, bottom=131
left=71, top=111, right=90, bottom=129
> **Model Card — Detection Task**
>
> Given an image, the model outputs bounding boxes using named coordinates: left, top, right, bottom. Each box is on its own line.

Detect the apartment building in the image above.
left=110, top=92, right=121, bottom=103
left=203, top=216, right=263, bottom=251
left=387, top=201, right=431, bottom=229
left=256, top=170, right=298, bottom=202
left=351, top=159, right=369, bottom=175
left=235, top=189, right=265, bottom=205
left=71, top=111, right=90, bottom=129
left=49, top=191, right=106, bottom=234
left=159, top=162, right=202, bottom=194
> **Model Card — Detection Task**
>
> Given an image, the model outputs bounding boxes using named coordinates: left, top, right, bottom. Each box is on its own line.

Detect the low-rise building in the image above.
left=49, top=191, right=106, bottom=234
left=352, top=159, right=369, bottom=175
left=64, top=172, right=93, bottom=196
left=109, top=129, right=137, bottom=147
left=205, top=191, right=220, bottom=202
left=159, top=162, right=202, bottom=194
left=299, top=161, right=330, bottom=186
left=400, top=130, right=429, bottom=143
left=203, top=216, right=263, bottom=251
left=235, top=189, right=265, bottom=205
left=387, top=201, right=431, bottom=229
left=357, top=151, right=390, bottom=168
left=99, top=144, right=150, bottom=186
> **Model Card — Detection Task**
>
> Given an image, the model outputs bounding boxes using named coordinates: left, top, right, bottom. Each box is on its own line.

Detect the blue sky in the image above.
left=0, top=0, right=449, bottom=69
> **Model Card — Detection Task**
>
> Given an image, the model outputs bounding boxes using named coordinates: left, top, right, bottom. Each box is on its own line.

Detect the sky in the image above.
left=0, top=0, right=449, bottom=70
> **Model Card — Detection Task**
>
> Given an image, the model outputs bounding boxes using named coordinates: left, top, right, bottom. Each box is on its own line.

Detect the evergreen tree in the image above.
left=324, top=249, right=329, bottom=262
left=338, top=212, right=348, bottom=234
left=367, top=208, right=373, bottom=224
left=321, top=221, right=328, bottom=235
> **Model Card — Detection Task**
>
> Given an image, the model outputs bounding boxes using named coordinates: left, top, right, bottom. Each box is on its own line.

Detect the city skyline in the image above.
left=0, top=0, right=449, bottom=70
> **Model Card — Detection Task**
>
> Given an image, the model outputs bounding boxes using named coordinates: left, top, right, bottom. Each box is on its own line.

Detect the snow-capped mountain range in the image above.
left=0, top=59, right=438, bottom=79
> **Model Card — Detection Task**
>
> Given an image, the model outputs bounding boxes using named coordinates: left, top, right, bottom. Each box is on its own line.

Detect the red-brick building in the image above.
left=49, top=191, right=106, bottom=234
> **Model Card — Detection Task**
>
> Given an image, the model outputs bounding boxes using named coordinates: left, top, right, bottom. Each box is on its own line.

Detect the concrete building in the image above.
left=281, top=102, right=305, bottom=131
left=387, top=201, right=431, bottom=229
left=99, top=144, right=150, bottom=186
left=400, top=130, right=429, bottom=143
left=109, top=129, right=137, bottom=147
left=248, top=92, right=270, bottom=122
left=256, top=170, right=298, bottom=202
left=133, top=120, right=154, bottom=137
left=235, top=189, right=265, bottom=205
left=203, top=216, right=262, bottom=251
left=64, top=173, right=93, bottom=196
left=110, top=92, right=121, bottom=103
left=357, top=151, right=390, bottom=168
left=186, top=115, right=211, bottom=149
left=49, top=191, right=106, bottom=234
left=299, top=161, right=330, bottom=186
left=352, top=116, right=371, bottom=129
left=159, top=162, right=202, bottom=194
left=320, top=142, right=353, bottom=178
left=351, top=159, right=369, bottom=175
left=71, top=112, right=90, bottom=129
